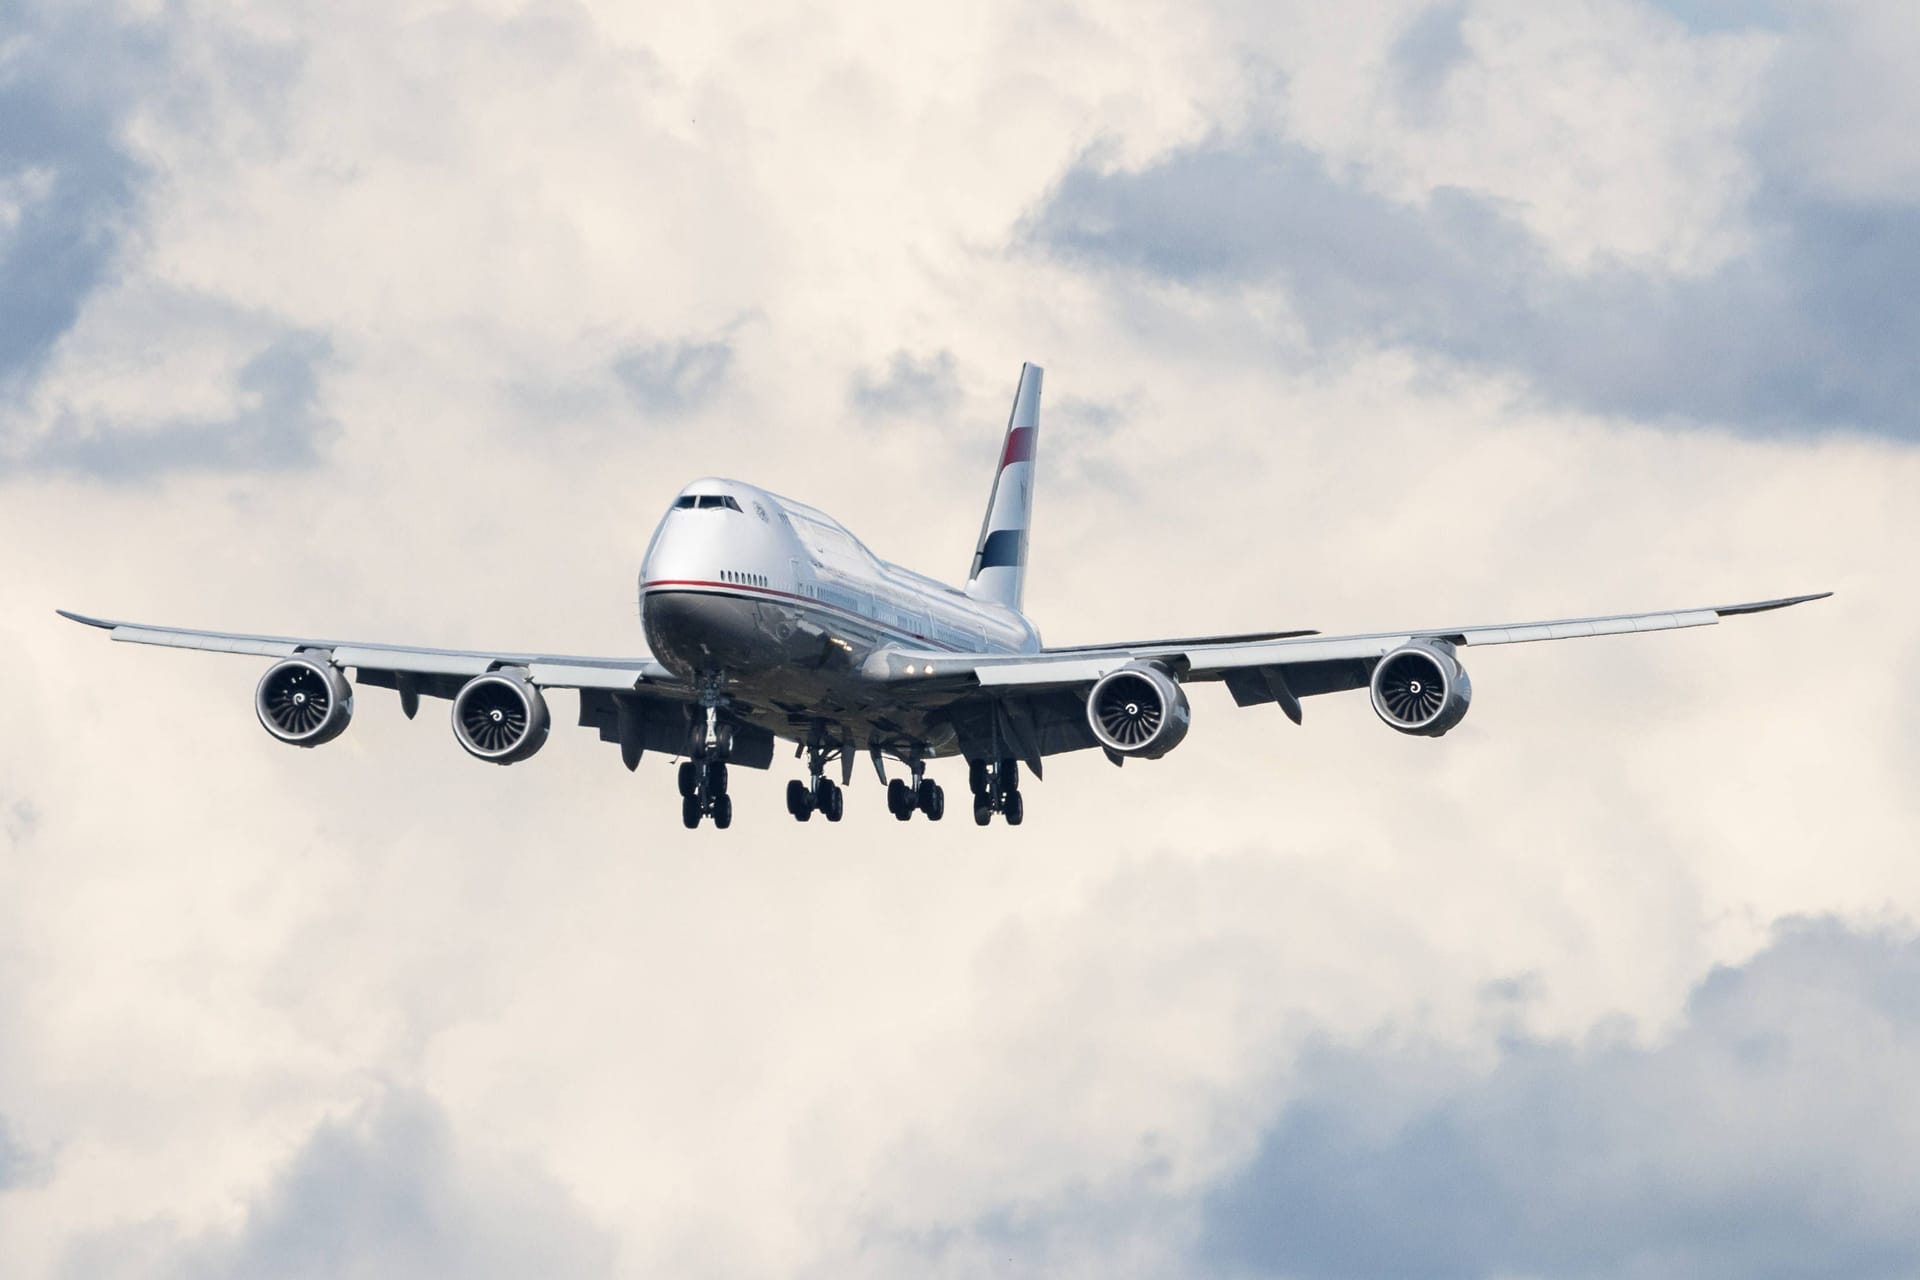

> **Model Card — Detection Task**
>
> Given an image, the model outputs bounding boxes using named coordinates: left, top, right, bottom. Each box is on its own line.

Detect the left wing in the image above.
left=861, top=593, right=1831, bottom=773
left=57, top=609, right=705, bottom=768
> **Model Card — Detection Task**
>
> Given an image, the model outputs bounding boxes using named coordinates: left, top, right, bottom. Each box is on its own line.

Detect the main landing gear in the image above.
left=886, top=766, right=946, bottom=822
left=969, top=758, right=1023, bottom=826
left=787, top=774, right=844, bottom=823
left=787, top=734, right=846, bottom=823
left=681, top=703, right=735, bottom=829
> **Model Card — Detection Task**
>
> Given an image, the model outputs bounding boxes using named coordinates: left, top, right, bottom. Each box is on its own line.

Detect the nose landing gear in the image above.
left=681, top=698, right=736, bottom=829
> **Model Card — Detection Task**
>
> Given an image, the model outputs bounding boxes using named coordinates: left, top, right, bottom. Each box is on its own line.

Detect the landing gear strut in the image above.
left=970, top=758, right=1022, bottom=826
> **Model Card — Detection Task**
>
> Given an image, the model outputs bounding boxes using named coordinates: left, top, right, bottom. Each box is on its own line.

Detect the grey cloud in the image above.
left=0, top=1117, right=33, bottom=1192
left=1028, top=134, right=1920, bottom=437
left=1200, top=919, right=1920, bottom=1280
left=613, top=334, right=735, bottom=416
left=1391, top=4, right=1469, bottom=114
left=66, top=1090, right=612, bottom=1280
left=849, top=349, right=963, bottom=417
left=1648, top=0, right=1787, bottom=34
left=8, top=332, right=336, bottom=480
left=0, top=11, right=153, bottom=399
left=863, top=920, right=1920, bottom=1280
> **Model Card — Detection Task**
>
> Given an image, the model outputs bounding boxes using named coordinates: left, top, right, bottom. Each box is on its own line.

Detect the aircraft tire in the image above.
left=925, top=784, right=945, bottom=822
left=681, top=794, right=701, bottom=829
left=787, top=779, right=809, bottom=816
left=888, top=778, right=913, bottom=820
left=713, top=794, right=733, bottom=829
left=825, top=784, right=845, bottom=823
left=1004, top=790, right=1024, bottom=826
left=973, top=799, right=992, bottom=826
left=679, top=761, right=697, bottom=797
left=968, top=760, right=988, bottom=796
left=708, top=762, right=728, bottom=796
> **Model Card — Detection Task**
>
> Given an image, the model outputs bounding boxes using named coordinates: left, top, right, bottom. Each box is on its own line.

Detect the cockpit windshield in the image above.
left=673, top=494, right=742, bottom=511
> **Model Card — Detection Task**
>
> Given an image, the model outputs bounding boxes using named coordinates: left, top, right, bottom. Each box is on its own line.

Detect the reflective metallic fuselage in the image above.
left=639, top=478, right=1038, bottom=756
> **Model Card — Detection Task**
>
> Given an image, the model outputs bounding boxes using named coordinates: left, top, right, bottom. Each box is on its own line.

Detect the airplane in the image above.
left=60, top=363, right=1829, bottom=830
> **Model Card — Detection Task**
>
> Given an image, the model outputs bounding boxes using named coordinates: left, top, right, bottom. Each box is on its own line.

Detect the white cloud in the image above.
left=0, top=2, right=1913, bottom=1278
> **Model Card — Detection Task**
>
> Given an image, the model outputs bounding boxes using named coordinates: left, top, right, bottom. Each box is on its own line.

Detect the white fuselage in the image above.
left=636, top=479, right=1039, bottom=754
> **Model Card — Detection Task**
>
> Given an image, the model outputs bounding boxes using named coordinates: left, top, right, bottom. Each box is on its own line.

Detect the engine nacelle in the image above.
left=1370, top=640, right=1472, bottom=737
left=451, top=670, right=551, bottom=764
left=1086, top=662, right=1192, bottom=759
left=255, top=655, right=354, bottom=747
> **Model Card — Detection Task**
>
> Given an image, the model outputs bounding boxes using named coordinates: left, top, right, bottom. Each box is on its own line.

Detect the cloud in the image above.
left=612, top=334, right=736, bottom=417
left=0, top=9, right=151, bottom=400
left=849, top=350, right=963, bottom=417
left=64, top=1090, right=613, bottom=1280
left=1026, top=14, right=1920, bottom=439
left=1199, top=918, right=1920, bottom=1280
left=6, top=331, right=335, bottom=480
left=1390, top=3, right=1470, bottom=114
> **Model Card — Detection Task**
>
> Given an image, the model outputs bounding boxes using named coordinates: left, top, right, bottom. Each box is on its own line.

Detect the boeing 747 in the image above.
left=61, top=364, right=1828, bottom=828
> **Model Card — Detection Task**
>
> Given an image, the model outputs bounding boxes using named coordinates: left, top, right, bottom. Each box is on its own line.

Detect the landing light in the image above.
left=905, top=664, right=917, bottom=675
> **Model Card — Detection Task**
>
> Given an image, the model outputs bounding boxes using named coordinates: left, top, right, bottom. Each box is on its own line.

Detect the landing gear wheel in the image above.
left=707, top=761, right=728, bottom=796
left=924, top=783, right=946, bottom=822
left=888, top=778, right=913, bottom=821
left=917, top=779, right=938, bottom=811
left=968, top=760, right=989, bottom=796
left=712, top=794, right=733, bottom=829
left=678, top=761, right=697, bottom=798
left=824, top=783, right=845, bottom=823
left=682, top=794, right=702, bottom=829
left=973, top=798, right=993, bottom=826
left=1004, top=789, right=1024, bottom=826
left=787, top=779, right=810, bottom=818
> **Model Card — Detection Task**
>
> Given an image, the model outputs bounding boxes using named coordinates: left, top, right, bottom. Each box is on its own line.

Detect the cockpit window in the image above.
left=674, top=494, right=743, bottom=511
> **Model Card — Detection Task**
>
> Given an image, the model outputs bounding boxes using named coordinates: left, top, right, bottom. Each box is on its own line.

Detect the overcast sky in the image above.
left=2, top=1, right=1915, bottom=1276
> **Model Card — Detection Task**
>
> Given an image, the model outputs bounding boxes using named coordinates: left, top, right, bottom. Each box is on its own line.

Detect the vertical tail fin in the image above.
left=965, top=362, right=1042, bottom=612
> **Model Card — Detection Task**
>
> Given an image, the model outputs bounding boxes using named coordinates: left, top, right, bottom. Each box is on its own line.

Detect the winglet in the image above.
left=1713, top=592, right=1832, bottom=617
left=57, top=609, right=115, bottom=630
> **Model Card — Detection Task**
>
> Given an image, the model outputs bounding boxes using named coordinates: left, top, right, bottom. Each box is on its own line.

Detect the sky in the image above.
left=0, top=1, right=1915, bottom=1276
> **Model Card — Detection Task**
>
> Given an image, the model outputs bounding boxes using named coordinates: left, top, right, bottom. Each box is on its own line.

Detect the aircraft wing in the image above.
left=56, top=609, right=677, bottom=692
left=867, top=593, right=1831, bottom=772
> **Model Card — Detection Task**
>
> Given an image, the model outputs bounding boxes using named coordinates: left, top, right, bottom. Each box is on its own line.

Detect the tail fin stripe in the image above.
left=1001, top=427, right=1037, bottom=468
left=978, top=529, right=1024, bottom=569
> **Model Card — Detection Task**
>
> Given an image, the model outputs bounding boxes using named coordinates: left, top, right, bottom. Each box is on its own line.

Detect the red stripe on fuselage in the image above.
left=640, top=579, right=965, bottom=652
left=1000, top=427, right=1035, bottom=468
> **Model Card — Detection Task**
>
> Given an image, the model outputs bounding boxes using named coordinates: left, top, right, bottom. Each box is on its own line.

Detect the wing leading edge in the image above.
left=865, top=593, right=1834, bottom=693
left=55, top=609, right=676, bottom=692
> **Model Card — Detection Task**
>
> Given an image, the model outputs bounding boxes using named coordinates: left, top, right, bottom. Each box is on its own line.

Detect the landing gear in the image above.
left=680, top=696, right=736, bottom=830
left=790, top=733, right=847, bottom=823
left=968, top=758, right=1022, bottom=826
left=885, top=761, right=945, bottom=822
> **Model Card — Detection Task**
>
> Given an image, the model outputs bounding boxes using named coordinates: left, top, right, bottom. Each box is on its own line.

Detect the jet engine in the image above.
left=451, top=670, right=551, bottom=764
left=255, top=655, right=354, bottom=747
left=1369, top=640, right=1472, bottom=737
left=1086, top=663, right=1192, bottom=759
